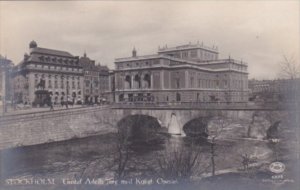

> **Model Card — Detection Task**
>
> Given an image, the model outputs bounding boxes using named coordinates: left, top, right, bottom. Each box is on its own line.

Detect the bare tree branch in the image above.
left=279, top=54, right=300, bottom=79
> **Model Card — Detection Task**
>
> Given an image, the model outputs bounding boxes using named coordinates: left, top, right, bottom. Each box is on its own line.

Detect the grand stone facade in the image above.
left=0, top=55, right=14, bottom=105
left=12, top=41, right=84, bottom=105
left=114, top=42, right=249, bottom=103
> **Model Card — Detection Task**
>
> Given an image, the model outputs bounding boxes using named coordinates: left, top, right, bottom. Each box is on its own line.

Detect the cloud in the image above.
left=0, top=1, right=299, bottom=79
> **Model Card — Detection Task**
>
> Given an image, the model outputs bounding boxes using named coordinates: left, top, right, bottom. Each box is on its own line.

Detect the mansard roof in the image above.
left=30, top=47, right=74, bottom=58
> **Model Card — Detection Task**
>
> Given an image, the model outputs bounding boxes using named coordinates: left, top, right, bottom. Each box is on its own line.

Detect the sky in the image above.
left=0, top=0, right=299, bottom=79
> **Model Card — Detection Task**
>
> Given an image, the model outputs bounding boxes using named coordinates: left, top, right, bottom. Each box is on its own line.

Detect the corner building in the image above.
left=12, top=41, right=84, bottom=105
left=79, top=53, right=110, bottom=104
left=114, top=43, right=248, bottom=103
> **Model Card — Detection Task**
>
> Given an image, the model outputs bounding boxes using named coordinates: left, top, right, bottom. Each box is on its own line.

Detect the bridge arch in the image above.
left=116, top=114, right=161, bottom=141
left=182, top=117, right=210, bottom=138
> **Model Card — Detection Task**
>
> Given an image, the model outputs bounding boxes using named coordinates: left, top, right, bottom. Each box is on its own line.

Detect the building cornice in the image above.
left=113, top=65, right=248, bottom=74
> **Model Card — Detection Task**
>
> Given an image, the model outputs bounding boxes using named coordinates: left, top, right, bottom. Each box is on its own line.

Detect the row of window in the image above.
left=38, top=56, right=78, bottom=65
left=34, top=79, right=81, bottom=89
left=49, top=91, right=81, bottom=96
left=118, top=91, right=246, bottom=103
left=171, top=50, right=217, bottom=60
left=32, top=64, right=81, bottom=72
left=117, top=59, right=160, bottom=69
left=34, top=74, right=80, bottom=80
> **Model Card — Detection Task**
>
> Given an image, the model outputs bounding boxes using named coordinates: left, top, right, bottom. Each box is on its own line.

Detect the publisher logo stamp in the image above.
left=269, top=162, right=285, bottom=174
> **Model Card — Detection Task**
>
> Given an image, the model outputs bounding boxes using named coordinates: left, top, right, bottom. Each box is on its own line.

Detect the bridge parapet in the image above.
left=111, top=101, right=285, bottom=110
left=0, top=106, right=111, bottom=124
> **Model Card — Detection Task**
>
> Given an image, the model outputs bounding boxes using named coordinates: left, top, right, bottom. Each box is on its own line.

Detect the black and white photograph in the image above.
left=0, top=1, right=299, bottom=190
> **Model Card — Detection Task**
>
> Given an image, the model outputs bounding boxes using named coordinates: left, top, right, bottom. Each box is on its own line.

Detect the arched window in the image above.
left=143, top=74, right=151, bottom=88
left=134, top=74, right=141, bottom=88
left=125, top=75, right=132, bottom=89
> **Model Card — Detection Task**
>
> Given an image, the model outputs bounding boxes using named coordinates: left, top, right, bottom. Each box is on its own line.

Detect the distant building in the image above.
left=0, top=55, right=14, bottom=106
left=12, top=41, right=84, bottom=105
left=248, top=78, right=300, bottom=102
left=114, top=42, right=248, bottom=103
left=79, top=53, right=109, bottom=104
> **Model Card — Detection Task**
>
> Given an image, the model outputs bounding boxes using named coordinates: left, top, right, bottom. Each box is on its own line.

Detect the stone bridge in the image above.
left=0, top=103, right=285, bottom=150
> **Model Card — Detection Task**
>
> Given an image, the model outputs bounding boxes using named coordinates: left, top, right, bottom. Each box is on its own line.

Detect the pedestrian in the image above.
left=49, top=97, right=54, bottom=111
left=65, top=99, right=68, bottom=109
left=50, top=101, right=54, bottom=111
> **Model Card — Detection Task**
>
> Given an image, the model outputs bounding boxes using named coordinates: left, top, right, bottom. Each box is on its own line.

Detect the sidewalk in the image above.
left=0, top=105, right=86, bottom=116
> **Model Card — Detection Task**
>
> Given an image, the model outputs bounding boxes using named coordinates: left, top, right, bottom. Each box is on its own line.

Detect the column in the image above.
left=131, top=74, right=134, bottom=89
left=151, top=73, right=153, bottom=89
left=185, top=70, right=189, bottom=88
left=161, top=70, right=164, bottom=89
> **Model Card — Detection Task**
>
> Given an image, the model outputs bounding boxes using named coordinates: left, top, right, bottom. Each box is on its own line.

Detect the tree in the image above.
left=100, top=120, right=133, bottom=180
left=279, top=54, right=300, bottom=79
left=157, top=142, right=204, bottom=181
left=208, top=114, right=229, bottom=176
left=113, top=127, right=132, bottom=180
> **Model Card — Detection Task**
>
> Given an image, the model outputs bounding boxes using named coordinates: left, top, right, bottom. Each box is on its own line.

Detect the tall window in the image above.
left=125, top=75, right=132, bottom=89
left=190, top=77, right=194, bottom=88
left=176, top=93, right=181, bottom=101
left=134, top=74, right=141, bottom=88
left=176, top=78, right=180, bottom=89
left=143, top=74, right=151, bottom=88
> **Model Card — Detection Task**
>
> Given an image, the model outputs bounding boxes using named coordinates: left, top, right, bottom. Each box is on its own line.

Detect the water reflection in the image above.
left=0, top=128, right=273, bottom=182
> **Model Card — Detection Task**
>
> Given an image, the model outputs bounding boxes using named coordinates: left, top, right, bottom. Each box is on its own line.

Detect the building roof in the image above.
left=30, top=47, right=74, bottom=57
left=115, top=54, right=161, bottom=62
left=0, top=54, right=13, bottom=67
left=158, top=42, right=219, bottom=53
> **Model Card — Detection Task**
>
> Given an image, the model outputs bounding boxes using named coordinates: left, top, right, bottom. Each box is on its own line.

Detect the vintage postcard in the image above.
left=0, top=1, right=299, bottom=190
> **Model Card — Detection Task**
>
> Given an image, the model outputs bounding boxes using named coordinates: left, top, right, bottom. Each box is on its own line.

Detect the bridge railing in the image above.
left=0, top=105, right=111, bottom=124
left=111, top=101, right=285, bottom=110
